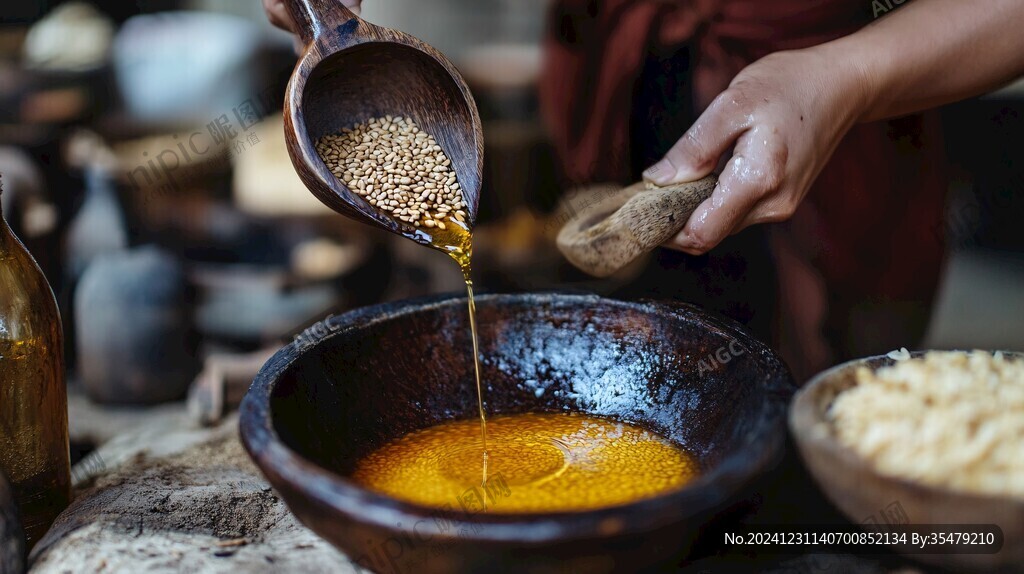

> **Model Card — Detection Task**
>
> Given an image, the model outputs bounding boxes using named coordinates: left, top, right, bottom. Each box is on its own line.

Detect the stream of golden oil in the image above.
left=427, top=220, right=489, bottom=501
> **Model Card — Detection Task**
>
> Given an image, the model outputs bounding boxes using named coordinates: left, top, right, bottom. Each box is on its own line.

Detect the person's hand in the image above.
left=263, top=0, right=362, bottom=34
left=642, top=47, right=873, bottom=255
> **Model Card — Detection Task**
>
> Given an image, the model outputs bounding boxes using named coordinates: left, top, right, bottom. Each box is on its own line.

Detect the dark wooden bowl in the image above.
left=791, top=351, right=1024, bottom=572
left=281, top=0, right=483, bottom=246
left=239, top=293, right=794, bottom=573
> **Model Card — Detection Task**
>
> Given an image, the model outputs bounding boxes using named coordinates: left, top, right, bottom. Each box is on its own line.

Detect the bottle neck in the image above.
left=84, top=165, right=110, bottom=199
left=0, top=188, right=9, bottom=253
left=0, top=180, right=13, bottom=247
left=0, top=176, right=4, bottom=219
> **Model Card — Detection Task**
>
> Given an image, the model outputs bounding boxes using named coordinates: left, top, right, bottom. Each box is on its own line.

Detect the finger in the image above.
left=263, top=0, right=297, bottom=32
left=665, top=154, right=764, bottom=255
left=643, top=90, right=752, bottom=186
left=732, top=134, right=801, bottom=232
left=734, top=191, right=800, bottom=231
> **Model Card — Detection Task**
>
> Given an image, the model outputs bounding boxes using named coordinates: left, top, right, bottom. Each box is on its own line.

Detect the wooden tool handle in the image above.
left=556, top=175, right=717, bottom=278
left=283, top=0, right=362, bottom=45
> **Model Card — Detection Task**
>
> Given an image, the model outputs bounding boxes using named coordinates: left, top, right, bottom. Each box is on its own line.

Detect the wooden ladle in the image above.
left=281, top=0, right=483, bottom=246
left=557, top=175, right=718, bottom=277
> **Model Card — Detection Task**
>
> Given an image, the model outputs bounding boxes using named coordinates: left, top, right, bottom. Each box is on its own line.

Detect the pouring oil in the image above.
left=426, top=219, right=490, bottom=494
left=364, top=221, right=701, bottom=512
left=316, top=118, right=697, bottom=512
left=315, top=116, right=493, bottom=495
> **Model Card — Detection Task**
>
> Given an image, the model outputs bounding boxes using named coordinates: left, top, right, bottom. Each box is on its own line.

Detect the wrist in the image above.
left=812, top=38, right=887, bottom=125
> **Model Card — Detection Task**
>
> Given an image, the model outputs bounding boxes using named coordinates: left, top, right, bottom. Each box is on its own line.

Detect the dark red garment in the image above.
left=540, top=0, right=947, bottom=375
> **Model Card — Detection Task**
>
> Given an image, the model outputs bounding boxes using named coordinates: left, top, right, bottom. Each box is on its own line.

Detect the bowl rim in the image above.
left=790, top=349, right=1024, bottom=508
left=239, top=291, right=796, bottom=544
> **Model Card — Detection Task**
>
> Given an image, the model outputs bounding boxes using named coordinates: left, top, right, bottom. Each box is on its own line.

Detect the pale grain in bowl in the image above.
left=828, top=350, right=1024, bottom=498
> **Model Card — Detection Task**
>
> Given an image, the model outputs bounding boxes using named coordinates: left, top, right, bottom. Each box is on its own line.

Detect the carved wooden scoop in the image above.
left=281, top=0, right=483, bottom=246
left=557, top=175, right=718, bottom=277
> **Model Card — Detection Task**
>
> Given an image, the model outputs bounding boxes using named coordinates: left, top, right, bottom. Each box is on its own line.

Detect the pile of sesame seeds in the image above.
left=315, top=116, right=467, bottom=230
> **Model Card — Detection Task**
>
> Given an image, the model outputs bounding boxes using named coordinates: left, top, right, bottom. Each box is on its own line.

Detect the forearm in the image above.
left=824, top=0, right=1024, bottom=122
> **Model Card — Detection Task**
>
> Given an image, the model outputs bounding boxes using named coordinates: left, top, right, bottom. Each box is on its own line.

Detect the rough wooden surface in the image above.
left=31, top=406, right=355, bottom=574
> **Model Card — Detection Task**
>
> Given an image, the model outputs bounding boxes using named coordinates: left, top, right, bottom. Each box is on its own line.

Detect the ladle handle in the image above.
left=282, top=0, right=361, bottom=45
left=556, top=175, right=718, bottom=278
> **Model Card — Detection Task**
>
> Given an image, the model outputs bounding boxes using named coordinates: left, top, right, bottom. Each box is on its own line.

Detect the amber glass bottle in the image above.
left=0, top=179, right=71, bottom=546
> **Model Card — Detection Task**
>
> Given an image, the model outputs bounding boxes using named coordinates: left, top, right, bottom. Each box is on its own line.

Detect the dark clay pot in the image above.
left=240, top=293, right=794, bottom=573
left=75, top=246, right=199, bottom=404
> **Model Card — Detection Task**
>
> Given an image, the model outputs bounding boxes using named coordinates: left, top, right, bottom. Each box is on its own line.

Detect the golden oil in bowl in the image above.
left=351, top=413, right=699, bottom=513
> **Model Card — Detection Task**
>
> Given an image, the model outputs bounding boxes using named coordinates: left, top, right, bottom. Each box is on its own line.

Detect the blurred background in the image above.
left=0, top=0, right=1022, bottom=427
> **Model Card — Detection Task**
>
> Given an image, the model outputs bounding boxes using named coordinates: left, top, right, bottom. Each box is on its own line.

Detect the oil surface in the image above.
left=352, top=413, right=699, bottom=513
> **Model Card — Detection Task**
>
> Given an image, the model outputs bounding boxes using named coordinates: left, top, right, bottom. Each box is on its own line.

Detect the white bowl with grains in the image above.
left=790, top=349, right=1024, bottom=571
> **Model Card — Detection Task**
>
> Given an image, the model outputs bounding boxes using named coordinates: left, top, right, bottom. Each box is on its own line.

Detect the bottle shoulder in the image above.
left=0, top=226, right=61, bottom=344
